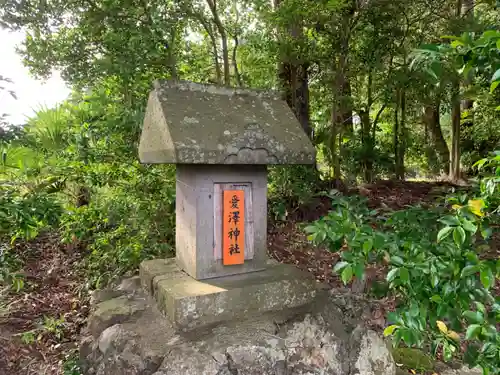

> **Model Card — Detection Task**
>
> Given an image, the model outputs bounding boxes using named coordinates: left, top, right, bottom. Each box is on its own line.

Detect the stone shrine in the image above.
left=79, top=80, right=400, bottom=375
left=138, top=80, right=318, bottom=331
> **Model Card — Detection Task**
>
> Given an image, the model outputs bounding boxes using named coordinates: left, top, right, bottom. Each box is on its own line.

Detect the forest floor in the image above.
left=0, top=180, right=498, bottom=374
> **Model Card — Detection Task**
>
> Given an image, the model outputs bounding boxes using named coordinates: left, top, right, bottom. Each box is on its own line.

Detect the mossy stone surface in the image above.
left=391, top=347, right=434, bottom=372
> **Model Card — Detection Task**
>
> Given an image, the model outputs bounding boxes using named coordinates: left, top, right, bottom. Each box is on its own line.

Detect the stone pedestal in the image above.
left=140, top=258, right=318, bottom=332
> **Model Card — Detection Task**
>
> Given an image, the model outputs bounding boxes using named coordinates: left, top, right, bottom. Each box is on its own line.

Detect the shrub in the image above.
left=305, top=154, right=500, bottom=374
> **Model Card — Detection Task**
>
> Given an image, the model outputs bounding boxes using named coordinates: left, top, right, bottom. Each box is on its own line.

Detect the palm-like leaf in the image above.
left=25, top=104, right=72, bottom=151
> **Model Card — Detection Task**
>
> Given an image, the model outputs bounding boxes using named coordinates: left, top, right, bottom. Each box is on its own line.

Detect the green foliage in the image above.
left=306, top=156, right=500, bottom=373
left=267, top=165, right=318, bottom=221
left=0, top=246, right=23, bottom=292
left=0, top=81, right=177, bottom=289
left=63, top=355, right=83, bottom=375
left=60, top=166, right=175, bottom=288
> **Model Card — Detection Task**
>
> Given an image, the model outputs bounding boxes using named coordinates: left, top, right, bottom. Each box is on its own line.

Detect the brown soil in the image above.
left=0, top=234, right=89, bottom=375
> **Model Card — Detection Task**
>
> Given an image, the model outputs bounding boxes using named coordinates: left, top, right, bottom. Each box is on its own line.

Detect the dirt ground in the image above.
left=0, top=180, right=497, bottom=375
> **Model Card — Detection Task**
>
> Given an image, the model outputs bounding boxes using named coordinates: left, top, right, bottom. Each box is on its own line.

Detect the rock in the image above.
left=81, top=276, right=398, bottom=375
left=80, top=335, right=96, bottom=362
left=90, top=289, right=124, bottom=306
left=88, top=295, right=147, bottom=337
left=440, top=366, right=483, bottom=375
left=117, top=276, right=142, bottom=294
left=349, top=326, right=396, bottom=375
left=95, top=344, right=145, bottom=375
left=154, top=345, right=220, bottom=375
left=98, top=324, right=136, bottom=355
left=281, top=314, right=346, bottom=374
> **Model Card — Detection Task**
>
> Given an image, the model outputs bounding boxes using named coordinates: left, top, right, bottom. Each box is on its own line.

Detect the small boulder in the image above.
left=349, top=326, right=396, bottom=375
left=88, top=295, right=147, bottom=337
left=98, top=324, right=136, bottom=355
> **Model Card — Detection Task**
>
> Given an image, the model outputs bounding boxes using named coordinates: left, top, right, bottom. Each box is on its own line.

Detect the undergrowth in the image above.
left=306, top=153, right=500, bottom=374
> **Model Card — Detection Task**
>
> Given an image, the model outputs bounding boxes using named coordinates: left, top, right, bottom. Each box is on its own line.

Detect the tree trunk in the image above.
left=394, top=91, right=400, bottom=178
left=168, top=24, right=180, bottom=80
left=206, top=0, right=230, bottom=86
left=330, top=5, right=354, bottom=180
left=450, top=82, right=461, bottom=180
left=423, top=104, right=450, bottom=170
left=232, top=1, right=243, bottom=87
left=461, top=0, right=474, bottom=135
left=361, top=109, right=372, bottom=182
left=449, top=0, right=464, bottom=180
left=396, top=88, right=406, bottom=180
left=197, top=15, right=222, bottom=84
left=361, top=70, right=373, bottom=183
left=274, top=0, right=312, bottom=139
left=232, top=36, right=243, bottom=87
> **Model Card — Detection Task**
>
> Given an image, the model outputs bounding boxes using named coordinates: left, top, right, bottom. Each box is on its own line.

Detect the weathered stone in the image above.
left=95, top=345, right=145, bottom=375
left=81, top=278, right=398, bottom=375
left=349, top=326, right=396, bottom=375
left=138, top=80, right=315, bottom=165
left=150, top=260, right=318, bottom=331
left=98, top=324, right=136, bottom=355
left=90, top=289, right=124, bottom=306
left=117, top=276, right=142, bottom=294
left=88, top=295, right=147, bottom=337
left=139, top=259, right=178, bottom=293
left=440, top=366, right=483, bottom=375
left=80, top=335, right=96, bottom=362
left=154, top=345, right=220, bottom=375
left=279, top=314, right=346, bottom=374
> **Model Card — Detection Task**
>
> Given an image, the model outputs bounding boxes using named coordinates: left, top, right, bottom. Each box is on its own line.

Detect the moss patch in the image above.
left=392, top=348, right=435, bottom=372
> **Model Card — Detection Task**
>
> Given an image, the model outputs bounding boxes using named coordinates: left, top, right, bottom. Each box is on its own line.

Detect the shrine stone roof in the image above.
left=138, top=80, right=315, bottom=165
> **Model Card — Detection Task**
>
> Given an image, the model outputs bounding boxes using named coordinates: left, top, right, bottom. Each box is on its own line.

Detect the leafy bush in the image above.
left=305, top=155, right=500, bottom=374
left=0, top=181, right=63, bottom=291
left=60, top=164, right=176, bottom=289
left=268, top=165, right=318, bottom=221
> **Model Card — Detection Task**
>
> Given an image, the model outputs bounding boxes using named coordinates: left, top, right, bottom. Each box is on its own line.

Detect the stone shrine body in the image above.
left=138, top=80, right=318, bottom=331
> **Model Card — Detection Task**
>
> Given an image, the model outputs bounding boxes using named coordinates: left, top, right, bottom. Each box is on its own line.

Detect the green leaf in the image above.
left=383, top=325, right=398, bottom=337
left=341, top=265, right=353, bottom=285
left=491, top=68, right=500, bottom=83
left=461, top=265, right=479, bottom=278
left=453, top=226, right=466, bottom=247
left=491, top=80, right=500, bottom=94
left=333, top=261, right=349, bottom=273
left=464, top=311, right=484, bottom=324
left=387, top=268, right=399, bottom=283
left=362, top=238, right=373, bottom=253
left=461, top=220, right=477, bottom=233
left=473, top=158, right=487, bottom=170
left=399, top=267, right=410, bottom=284
left=431, top=273, right=439, bottom=288
left=465, top=324, right=482, bottom=340
left=430, top=295, right=442, bottom=303
left=354, top=263, right=365, bottom=280
left=480, top=267, right=494, bottom=289
left=373, top=233, right=385, bottom=249
left=437, top=226, right=453, bottom=242
left=439, top=215, right=460, bottom=226
left=474, top=302, right=486, bottom=315
left=304, top=225, right=317, bottom=234
left=390, top=256, right=404, bottom=266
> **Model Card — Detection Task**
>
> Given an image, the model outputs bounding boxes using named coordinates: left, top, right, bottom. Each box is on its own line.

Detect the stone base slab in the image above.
left=139, top=258, right=318, bottom=331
